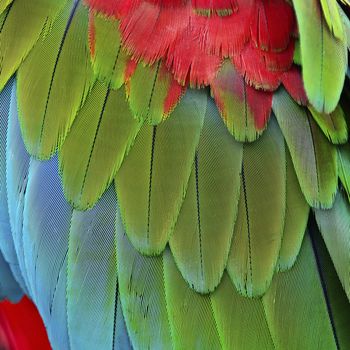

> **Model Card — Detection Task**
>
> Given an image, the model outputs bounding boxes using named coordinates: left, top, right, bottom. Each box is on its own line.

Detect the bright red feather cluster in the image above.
left=86, top=0, right=296, bottom=90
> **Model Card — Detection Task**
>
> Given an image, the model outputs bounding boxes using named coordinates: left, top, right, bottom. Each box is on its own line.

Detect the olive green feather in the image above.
left=277, top=146, right=309, bottom=271
left=115, top=208, right=172, bottom=349
left=59, top=82, right=141, bottom=210
left=115, top=89, right=206, bottom=255
left=163, top=249, right=221, bottom=349
left=262, top=234, right=339, bottom=350
left=128, top=61, right=183, bottom=124
left=169, top=97, right=242, bottom=293
left=338, top=144, right=350, bottom=200
left=211, top=273, right=275, bottom=350
left=308, top=104, right=348, bottom=144
left=0, top=0, right=67, bottom=90
left=292, top=0, right=347, bottom=113
left=91, top=13, right=128, bottom=89
left=17, top=1, right=94, bottom=159
left=315, top=191, right=350, bottom=300
left=227, top=117, right=286, bottom=297
left=273, top=87, right=338, bottom=208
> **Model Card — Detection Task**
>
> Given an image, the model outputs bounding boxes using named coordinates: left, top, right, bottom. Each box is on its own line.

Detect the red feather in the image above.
left=282, top=66, right=308, bottom=105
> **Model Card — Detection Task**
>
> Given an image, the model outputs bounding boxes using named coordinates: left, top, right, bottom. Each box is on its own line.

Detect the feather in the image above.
left=338, top=144, right=350, bottom=200
left=115, top=206, right=172, bottom=349
left=227, top=117, right=286, bottom=297
left=0, top=251, right=22, bottom=302
left=0, top=0, right=67, bottom=90
left=128, top=61, right=185, bottom=124
left=163, top=248, right=221, bottom=349
left=315, top=191, right=350, bottom=300
left=320, top=0, right=345, bottom=40
left=17, top=1, right=94, bottom=159
left=273, top=87, right=338, bottom=208
left=59, top=82, right=141, bottom=210
left=67, top=187, right=121, bottom=349
left=211, top=60, right=273, bottom=142
left=281, top=66, right=308, bottom=105
left=169, top=97, right=242, bottom=293
left=292, top=0, right=347, bottom=113
left=277, top=146, right=309, bottom=271
left=6, top=80, right=31, bottom=294
left=262, top=234, right=339, bottom=349
left=22, top=156, right=71, bottom=350
left=89, top=12, right=129, bottom=89
left=308, top=104, right=348, bottom=144
left=0, top=0, right=12, bottom=14
left=115, top=89, right=206, bottom=254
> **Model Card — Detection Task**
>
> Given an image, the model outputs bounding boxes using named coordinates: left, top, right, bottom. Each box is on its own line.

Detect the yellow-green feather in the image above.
left=277, top=146, right=309, bottom=271
left=338, top=144, right=350, bottom=200
left=169, top=97, right=242, bottom=293
left=0, top=0, right=12, bottom=14
left=320, top=0, right=345, bottom=40
left=0, top=0, right=67, bottom=90
left=115, top=89, right=206, bottom=255
left=60, top=82, right=141, bottom=210
left=17, top=1, right=94, bottom=159
left=227, top=118, right=286, bottom=297
left=292, top=0, right=347, bottom=113
left=91, top=13, right=128, bottom=89
left=309, top=104, right=348, bottom=144
left=273, top=88, right=338, bottom=208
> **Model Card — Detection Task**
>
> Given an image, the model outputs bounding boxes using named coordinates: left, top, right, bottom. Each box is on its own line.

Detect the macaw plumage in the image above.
left=0, top=0, right=350, bottom=349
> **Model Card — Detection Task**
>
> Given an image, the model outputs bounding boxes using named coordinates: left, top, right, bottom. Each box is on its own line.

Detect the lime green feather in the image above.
left=169, top=97, right=242, bottom=293
left=277, top=146, right=309, bottom=271
left=273, top=87, right=338, bottom=208
left=163, top=249, right=221, bottom=349
left=292, top=0, right=347, bottom=113
left=116, top=209, right=172, bottom=349
left=315, top=191, right=350, bottom=300
left=60, top=82, right=141, bottom=210
left=17, top=1, right=94, bottom=159
left=293, top=39, right=302, bottom=66
left=91, top=13, right=128, bottom=89
left=115, top=89, right=206, bottom=255
left=309, top=104, right=348, bottom=144
left=0, top=0, right=12, bottom=14
left=338, top=144, right=350, bottom=200
left=227, top=118, right=286, bottom=297
left=339, top=5, right=350, bottom=50
left=263, top=234, right=338, bottom=350
left=0, top=0, right=67, bottom=90
left=319, top=0, right=345, bottom=40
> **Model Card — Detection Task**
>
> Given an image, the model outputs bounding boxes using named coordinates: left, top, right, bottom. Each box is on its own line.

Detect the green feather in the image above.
left=227, top=117, right=286, bottom=297
left=163, top=249, right=221, bottom=349
left=17, top=1, right=94, bottom=159
left=115, top=89, right=206, bottom=255
left=0, top=0, right=12, bottom=14
left=116, top=208, right=172, bottom=349
left=273, top=88, right=338, bottom=208
left=128, top=61, right=183, bottom=124
left=292, top=0, right=347, bottom=113
left=263, top=234, right=338, bottom=350
left=0, top=0, right=67, bottom=90
left=293, top=39, right=302, bottom=66
left=169, top=97, right=242, bottom=293
left=277, top=146, right=309, bottom=271
left=60, top=82, right=141, bottom=210
left=315, top=191, right=350, bottom=300
left=319, top=0, right=345, bottom=41
left=308, top=104, right=348, bottom=144
left=91, top=13, right=128, bottom=89
left=211, top=273, right=275, bottom=350
left=338, top=144, right=350, bottom=200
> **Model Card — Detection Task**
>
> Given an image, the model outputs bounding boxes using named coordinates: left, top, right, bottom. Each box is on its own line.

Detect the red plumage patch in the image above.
left=282, top=66, right=308, bottom=105
left=86, top=0, right=297, bottom=92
